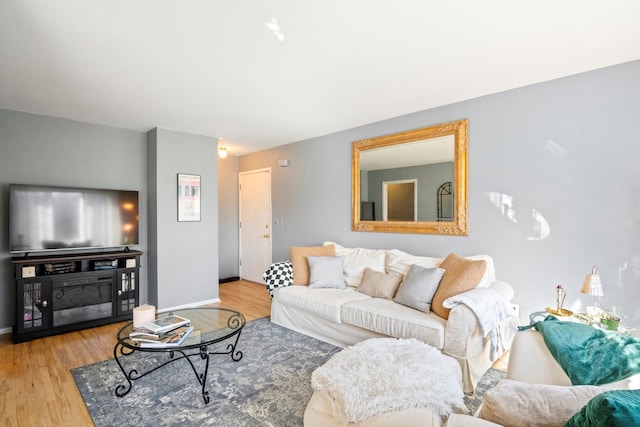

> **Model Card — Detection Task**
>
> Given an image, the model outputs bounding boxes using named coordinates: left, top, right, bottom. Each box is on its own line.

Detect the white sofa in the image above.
left=264, top=242, right=518, bottom=393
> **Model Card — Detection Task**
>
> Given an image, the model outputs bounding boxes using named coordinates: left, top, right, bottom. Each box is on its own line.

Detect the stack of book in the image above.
left=129, top=314, right=193, bottom=348
left=43, top=262, right=76, bottom=274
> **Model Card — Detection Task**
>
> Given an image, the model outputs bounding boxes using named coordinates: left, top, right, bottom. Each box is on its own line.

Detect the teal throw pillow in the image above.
left=564, top=389, right=640, bottom=427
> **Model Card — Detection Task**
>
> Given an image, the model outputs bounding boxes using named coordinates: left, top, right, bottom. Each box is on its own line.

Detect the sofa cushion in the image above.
left=393, top=265, right=445, bottom=313
left=431, top=253, right=487, bottom=320
left=356, top=268, right=403, bottom=299
left=565, top=390, right=640, bottom=427
left=308, top=256, right=346, bottom=289
left=477, top=379, right=607, bottom=427
left=290, top=245, right=336, bottom=285
left=274, top=285, right=370, bottom=323
left=385, top=248, right=442, bottom=276
left=323, top=241, right=387, bottom=287
left=341, top=298, right=446, bottom=349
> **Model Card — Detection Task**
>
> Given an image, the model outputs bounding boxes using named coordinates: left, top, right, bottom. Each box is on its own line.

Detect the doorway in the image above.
left=382, top=179, right=417, bottom=221
left=238, top=168, right=272, bottom=283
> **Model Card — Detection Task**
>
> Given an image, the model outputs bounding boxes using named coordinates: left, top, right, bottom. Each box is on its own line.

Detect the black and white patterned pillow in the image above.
left=263, top=261, right=293, bottom=299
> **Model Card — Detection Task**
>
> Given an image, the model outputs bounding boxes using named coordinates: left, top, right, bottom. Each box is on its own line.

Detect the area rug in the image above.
left=72, top=317, right=505, bottom=426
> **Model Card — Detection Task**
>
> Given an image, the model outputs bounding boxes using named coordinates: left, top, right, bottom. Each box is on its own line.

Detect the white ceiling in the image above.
left=1, top=1, right=639, bottom=156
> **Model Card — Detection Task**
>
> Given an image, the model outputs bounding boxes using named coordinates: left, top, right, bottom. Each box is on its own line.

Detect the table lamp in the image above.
left=581, top=265, right=604, bottom=309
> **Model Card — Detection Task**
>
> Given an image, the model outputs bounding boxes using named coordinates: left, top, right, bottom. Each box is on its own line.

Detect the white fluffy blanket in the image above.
left=310, top=338, right=467, bottom=424
left=443, top=287, right=513, bottom=361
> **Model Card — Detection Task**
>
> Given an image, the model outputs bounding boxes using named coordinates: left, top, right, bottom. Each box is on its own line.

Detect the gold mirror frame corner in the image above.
left=352, top=119, right=469, bottom=236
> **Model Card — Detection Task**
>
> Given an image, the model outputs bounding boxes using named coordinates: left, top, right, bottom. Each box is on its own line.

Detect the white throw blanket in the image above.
left=443, top=287, right=513, bottom=361
left=311, top=338, right=467, bottom=424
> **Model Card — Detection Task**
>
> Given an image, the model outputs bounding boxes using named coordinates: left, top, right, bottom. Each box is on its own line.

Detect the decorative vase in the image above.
left=601, top=318, right=620, bottom=331
left=556, top=287, right=566, bottom=312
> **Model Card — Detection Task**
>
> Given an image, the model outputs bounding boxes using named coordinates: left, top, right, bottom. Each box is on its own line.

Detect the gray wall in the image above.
left=239, top=60, right=640, bottom=332
left=0, top=112, right=222, bottom=331
left=147, top=128, right=219, bottom=309
left=0, top=110, right=148, bottom=330
left=218, top=155, right=240, bottom=279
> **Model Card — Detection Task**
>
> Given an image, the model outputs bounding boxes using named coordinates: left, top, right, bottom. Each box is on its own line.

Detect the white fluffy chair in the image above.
left=304, top=338, right=466, bottom=427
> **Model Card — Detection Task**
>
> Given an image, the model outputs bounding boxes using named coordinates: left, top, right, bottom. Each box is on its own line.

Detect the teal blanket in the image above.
left=534, top=317, right=640, bottom=385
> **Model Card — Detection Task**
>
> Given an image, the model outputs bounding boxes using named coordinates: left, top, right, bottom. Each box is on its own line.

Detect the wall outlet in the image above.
left=510, top=303, right=520, bottom=320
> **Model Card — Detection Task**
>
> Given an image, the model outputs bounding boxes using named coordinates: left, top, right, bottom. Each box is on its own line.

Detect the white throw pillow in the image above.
left=323, top=241, right=386, bottom=287
left=385, top=249, right=442, bottom=276
left=308, top=256, right=346, bottom=289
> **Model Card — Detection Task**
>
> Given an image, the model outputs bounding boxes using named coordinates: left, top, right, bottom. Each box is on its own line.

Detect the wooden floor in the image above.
left=0, top=280, right=272, bottom=427
left=0, top=280, right=508, bottom=426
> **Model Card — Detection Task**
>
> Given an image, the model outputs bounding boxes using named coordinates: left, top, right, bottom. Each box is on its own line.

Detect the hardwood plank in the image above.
left=0, top=280, right=271, bottom=426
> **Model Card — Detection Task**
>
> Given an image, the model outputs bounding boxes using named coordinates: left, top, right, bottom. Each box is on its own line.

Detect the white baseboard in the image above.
left=0, top=326, right=12, bottom=336
left=156, top=298, right=221, bottom=313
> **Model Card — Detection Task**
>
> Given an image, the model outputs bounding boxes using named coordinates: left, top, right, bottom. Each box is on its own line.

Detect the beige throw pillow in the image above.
left=290, top=245, right=336, bottom=285
left=477, top=379, right=606, bottom=427
left=356, top=268, right=403, bottom=300
left=431, top=253, right=487, bottom=319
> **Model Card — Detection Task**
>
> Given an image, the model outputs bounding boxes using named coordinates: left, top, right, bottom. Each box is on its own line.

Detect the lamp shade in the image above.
left=581, top=265, right=604, bottom=297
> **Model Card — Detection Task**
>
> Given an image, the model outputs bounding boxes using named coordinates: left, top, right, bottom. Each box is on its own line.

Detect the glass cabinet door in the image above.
left=116, top=269, right=138, bottom=316
left=17, top=278, right=51, bottom=333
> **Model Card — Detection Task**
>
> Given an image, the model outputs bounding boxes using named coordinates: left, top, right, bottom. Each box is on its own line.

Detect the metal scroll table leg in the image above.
left=113, top=342, right=137, bottom=397
left=199, top=346, right=210, bottom=404
left=194, top=329, right=243, bottom=404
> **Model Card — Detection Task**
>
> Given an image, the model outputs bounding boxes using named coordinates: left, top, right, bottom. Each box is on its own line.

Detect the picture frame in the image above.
left=177, top=173, right=201, bottom=222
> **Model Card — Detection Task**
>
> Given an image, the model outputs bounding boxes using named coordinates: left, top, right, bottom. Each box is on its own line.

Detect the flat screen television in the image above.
left=9, top=184, right=139, bottom=254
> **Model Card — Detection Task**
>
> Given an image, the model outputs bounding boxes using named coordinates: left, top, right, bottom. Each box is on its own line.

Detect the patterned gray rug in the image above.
left=71, top=317, right=505, bottom=426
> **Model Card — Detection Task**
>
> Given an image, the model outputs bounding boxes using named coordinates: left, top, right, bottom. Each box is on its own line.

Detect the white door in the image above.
left=382, top=179, right=417, bottom=221
left=239, top=168, right=272, bottom=283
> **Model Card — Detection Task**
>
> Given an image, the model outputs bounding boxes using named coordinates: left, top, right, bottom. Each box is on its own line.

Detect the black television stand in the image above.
left=11, top=250, right=143, bottom=344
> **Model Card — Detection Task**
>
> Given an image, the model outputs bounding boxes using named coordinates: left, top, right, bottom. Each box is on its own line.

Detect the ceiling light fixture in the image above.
left=218, top=146, right=228, bottom=159
left=265, top=17, right=285, bottom=42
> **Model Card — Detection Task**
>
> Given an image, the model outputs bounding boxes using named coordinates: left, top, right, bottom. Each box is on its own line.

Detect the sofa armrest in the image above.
left=262, top=261, right=293, bottom=299
left=443, top=303, right=484, bottom=358
left=443, top=281, right=515, bottom=357
left=488, top=280, right=514, bottom=301
left=506, top=329, right=572, bottom=385
left=446, top=414, right=503, bottom=427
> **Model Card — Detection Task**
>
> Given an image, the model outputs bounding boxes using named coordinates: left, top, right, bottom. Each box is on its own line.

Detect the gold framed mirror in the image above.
left=352, top=119, right=468, bottom=235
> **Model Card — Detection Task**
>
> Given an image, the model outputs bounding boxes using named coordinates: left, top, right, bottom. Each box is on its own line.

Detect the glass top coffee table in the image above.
left=113, top=307, right=246, bottom=403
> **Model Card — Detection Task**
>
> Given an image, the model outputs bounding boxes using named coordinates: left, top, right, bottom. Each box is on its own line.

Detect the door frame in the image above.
left=238, top=167, right=272, bottom=281
left=382, top=179, right=418, bottom=221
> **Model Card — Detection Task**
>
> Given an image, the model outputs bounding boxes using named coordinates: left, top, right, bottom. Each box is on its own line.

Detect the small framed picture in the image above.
left=177, top=173, right=201, bottom=222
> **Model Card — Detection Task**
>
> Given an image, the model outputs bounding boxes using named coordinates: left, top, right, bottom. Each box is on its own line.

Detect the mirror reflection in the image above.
left=360, top=135, right=454, bottom=222
left=352, top=119, right=468, bottom=235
